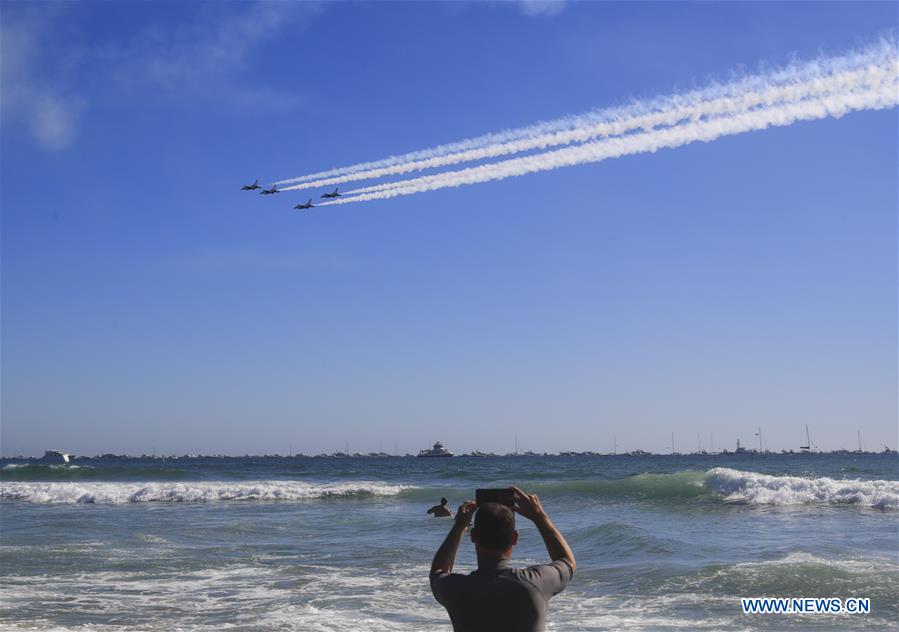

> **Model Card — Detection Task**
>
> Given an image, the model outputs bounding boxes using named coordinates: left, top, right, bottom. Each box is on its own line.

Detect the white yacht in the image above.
left=418, top=441, right=453, bottom=458
left=42, top=450, right=70, bottom=464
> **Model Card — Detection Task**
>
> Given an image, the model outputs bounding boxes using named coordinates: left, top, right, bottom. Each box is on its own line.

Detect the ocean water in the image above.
left=1, top=453, right=897, bottom=631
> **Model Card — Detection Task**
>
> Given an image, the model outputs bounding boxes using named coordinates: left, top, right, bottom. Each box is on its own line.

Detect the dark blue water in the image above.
left=2, top=453, right=897, bottom=630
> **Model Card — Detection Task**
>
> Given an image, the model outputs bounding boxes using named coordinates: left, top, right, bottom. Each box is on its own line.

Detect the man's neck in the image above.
left=476, top=550, right=512, bottom=569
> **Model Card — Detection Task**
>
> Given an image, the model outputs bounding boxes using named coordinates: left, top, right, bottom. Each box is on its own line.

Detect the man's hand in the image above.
left=510, top=486, right=547, bottom=522
left=510, top=485, right=576, bottom=574
left=454, top=501, right=477, bottom=528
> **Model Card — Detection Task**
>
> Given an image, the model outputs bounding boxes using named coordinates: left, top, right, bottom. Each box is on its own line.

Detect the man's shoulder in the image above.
left=429, top=570, right=471, bottom=606
left=429, top=570, right=468, bottom=589
left=518, top=559, right=574, bottom=579
left=510, top=560, right=573, bottom=596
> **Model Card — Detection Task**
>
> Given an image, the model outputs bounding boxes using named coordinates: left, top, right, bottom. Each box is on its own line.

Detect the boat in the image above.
left=418, top=441, right=453, bottom=458
left=799, top=424, right=814, bottom=453
left=853, top=431, right=864, bottom=454
left=42, top=450, right=70, bottom=464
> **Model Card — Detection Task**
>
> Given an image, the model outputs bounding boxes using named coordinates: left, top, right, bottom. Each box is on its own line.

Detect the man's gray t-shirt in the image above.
left=430, top=558, right=573, bottom=632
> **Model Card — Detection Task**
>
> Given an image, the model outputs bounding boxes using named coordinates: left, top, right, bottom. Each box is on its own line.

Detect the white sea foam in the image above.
left=704, top=468, right=899, bottom=508
left=0, top=561, right=444, bottom=631
left=731, top=551, right=897, bottom=573
left=0, top=480, right=413, bottom=504
left=2, top=463, right=88, bottom=470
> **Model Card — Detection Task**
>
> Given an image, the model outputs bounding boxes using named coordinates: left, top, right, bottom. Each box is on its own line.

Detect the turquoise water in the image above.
left=1, top=453, right=897, bottom=630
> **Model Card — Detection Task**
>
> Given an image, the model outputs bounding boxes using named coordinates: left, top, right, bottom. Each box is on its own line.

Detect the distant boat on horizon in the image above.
left=42, top=450, right=70, bottom=464
left=800, top=424, right=814, bottom=453
left=418, top=441, right=453, bottom=458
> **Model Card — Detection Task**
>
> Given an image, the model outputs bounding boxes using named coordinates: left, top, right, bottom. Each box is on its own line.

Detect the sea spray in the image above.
left=703, top=468, right=899, bottom=508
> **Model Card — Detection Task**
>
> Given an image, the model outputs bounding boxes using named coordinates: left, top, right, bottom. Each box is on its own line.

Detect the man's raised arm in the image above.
left=430, top=501, right=476, bottom=575
left=510, top=486, right=576, bottom=574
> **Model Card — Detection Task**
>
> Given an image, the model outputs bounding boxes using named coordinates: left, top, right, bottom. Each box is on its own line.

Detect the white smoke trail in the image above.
left=276, top=39, right=896, bottom=190
left=285, top=64, right=894, bottom=193
left=319, top=73, right=897, bottom=205
left=281, top=66, right=892, bottom=193
left=334, top=60, right=897, bottom=199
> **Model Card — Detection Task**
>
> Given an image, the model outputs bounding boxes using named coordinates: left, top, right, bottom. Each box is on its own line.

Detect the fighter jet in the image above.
left=321, top=188, right=341, bottom=199
left=241, top=179, right=261, bottom=191
left=260, top=184, right=279, bottom=195
left=294, top=199, right=314, bottom=210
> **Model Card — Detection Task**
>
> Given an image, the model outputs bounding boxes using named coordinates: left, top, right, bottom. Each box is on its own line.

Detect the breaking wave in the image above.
left=2, top=468, right=895, bottom=508
left=401, top=469, right=899, bottom=509
left=0, top=480, right=414, bottom=504
left=527, top=469, right=898, bottom=508
left=703, top=468, right=899, bottom=509
left=2, top=463, right=89, bottom=471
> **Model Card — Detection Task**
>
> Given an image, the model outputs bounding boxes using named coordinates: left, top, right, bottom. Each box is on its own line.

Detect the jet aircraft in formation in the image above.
left=242, top=179, right=341, bottom=211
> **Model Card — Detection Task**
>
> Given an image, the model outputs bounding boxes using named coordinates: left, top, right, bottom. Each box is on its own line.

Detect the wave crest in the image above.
left=2, top=463, right=89, bottom=471
left=0, top=480, right=413, bottom=504
left=703, top=468, right=899, bottom=508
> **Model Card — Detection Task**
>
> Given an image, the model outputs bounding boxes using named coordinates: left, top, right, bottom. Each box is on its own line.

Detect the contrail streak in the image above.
left=339, top=60, right=896, bottom=199
left=282, top=64, right=890, bottom=193
left=319, top=72, right=897, bottom=205
left=277, top=39, right=896, bottom=192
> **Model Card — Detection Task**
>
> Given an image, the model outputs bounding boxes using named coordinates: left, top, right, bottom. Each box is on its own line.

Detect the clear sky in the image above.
left=1, top=1, right=896, bottom=456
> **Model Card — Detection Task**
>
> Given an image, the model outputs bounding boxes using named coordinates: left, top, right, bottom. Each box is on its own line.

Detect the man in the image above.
left=429, top=485, right=576, bottom=632
left=427, top=497, right=454, bottom=517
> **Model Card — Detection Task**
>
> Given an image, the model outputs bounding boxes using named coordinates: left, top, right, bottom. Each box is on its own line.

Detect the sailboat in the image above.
left=799, top=424, right=813, bottom=453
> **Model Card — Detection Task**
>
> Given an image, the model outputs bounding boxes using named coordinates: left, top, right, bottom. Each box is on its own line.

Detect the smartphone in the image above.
left=475, top=488, right=515, bottom=507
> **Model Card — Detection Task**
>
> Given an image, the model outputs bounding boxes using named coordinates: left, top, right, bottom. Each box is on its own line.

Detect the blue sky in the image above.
left=1, top=1, right=896, bottom=456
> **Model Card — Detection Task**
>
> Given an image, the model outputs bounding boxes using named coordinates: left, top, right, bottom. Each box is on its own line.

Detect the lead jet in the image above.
left=241, top=179, right=261, bottom=191
left=321, top=188, right=341, bottom=199
left=260, top=184, right=279, bottom=195
left=294, top=199, right=314, bottom=210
